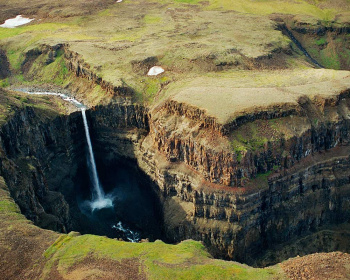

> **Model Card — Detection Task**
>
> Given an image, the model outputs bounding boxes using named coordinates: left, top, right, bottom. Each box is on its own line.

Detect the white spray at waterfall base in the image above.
left=112, top=222, right=140, bottom=242
left=81, top=108, right=113, bottom=211
left=24, top=90, right=114, bottom=211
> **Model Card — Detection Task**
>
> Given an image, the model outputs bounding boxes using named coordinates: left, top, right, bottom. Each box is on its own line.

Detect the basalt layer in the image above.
left=138, top=89, right=350, bottom=266
left=1, top=1, right=350, bottom=273
left=0, top=94, right=83, bottom=232
left=2, top=44, right=350, bottom=266
left=0, top=89, right=162, bottom=240
left=2, top=84, right=350, bottom=268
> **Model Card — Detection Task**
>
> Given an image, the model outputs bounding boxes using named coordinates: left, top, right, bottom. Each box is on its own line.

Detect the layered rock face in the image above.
left=137, top=92, right=350, bottom=266
left=149, top=92, right=350, bottom=186
left=0, top=106, right=84, bottom=232
left=0, top=98, right=160, bottom=238
left=0, top=49, right=10, bottom=79
left=1, top=44, right=350, bottom=266
left=2, top=85, right=350, bottom=266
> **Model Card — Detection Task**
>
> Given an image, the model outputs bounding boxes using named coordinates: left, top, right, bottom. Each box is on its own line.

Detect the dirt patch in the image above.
left=0, top=0, right=116, bottom=22
left=281, top=252, right=350, bottom=280
left=0, top=177, right=60, bottom=280
left=63, top=256, right=147, bottom=280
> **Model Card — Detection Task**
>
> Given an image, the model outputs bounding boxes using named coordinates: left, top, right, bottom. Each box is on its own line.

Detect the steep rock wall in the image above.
left=0, top=100, right=152, bottom=234
left=138, top=136, right=350, bottom=266
left=2, top=42, right=350, bottom=266
left=150, top=94, right=350, bottom=187
left=1, top=89, right=349, bottom=266
left=135, top=93, right=350, bottom=265
left=0, top=106, right=84, bottom=232
left=0, top=48, right=10, bottom=79
left=63, top=46, right=134, bottom=98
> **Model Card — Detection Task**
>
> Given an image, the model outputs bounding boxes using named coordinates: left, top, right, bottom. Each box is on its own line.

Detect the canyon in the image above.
left=1, top=0, right=350, bottom=279
left=1, top=45, right=350, bottom=269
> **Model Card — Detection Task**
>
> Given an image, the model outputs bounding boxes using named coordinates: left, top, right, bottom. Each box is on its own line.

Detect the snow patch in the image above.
left=0, top=15, right=34, bottom=28
left=147, top=66, right=164, bottom=76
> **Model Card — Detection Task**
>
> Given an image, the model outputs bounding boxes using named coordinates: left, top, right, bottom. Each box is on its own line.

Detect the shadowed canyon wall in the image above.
left=0, top=43, right=350, bottom=266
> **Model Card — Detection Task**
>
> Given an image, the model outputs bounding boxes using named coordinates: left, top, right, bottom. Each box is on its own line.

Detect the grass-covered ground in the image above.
left=1, top=1, right=350, bottom=279
left=0, top=173, right=286, bottom=279
left=168, top=69, right=350, bottom=124
left=0, top=0, right=349, bottom=107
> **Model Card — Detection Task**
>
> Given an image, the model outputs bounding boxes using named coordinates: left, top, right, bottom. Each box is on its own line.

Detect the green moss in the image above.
left=42, top=234, right=281, bottom=279
left=0, top=198, right=21, bottom=214
left=97, top=9, right=112, bottom=17
left=315, top=37, right=326, bottom=46
left=144, top=15, right=162, bottom=24
left=6, top=49, right=24, bottom=71
left=145, top=79, right=160, bottom=97
left=320, top=49, right=340, bottom=69
left=256, top=170, right=272, bottom=181
left=231, top=140, right=247, bottom=163
left=206, top=0, right=336, bottom=20
left=0, top=79, right=9, bottom=88
left=20, top=48, right=72, bottom=86
left=140, top=76, right=171, bottom=104
left=14, top=95, right=29, bottom=103
left=0, top=23, right=71, bottom=41
left=174, top=0, right=201, bottom=3
left=0, top=178, right=23, bottom=218
left=232, top=122, right=269, bottom=152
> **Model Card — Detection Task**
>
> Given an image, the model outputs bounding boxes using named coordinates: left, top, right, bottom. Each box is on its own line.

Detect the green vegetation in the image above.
left=231, top=140, right=247, bottom=163
left=140, top=76, right=170, bottom=103
left=0, top=88, right=70, bottom=126
left=0, top=177, right=26, bottom=219
left=255, top=170, right=273, bottom=182
left=315, top=37, right=327, bottom=46
left=6, top=49, right=24, bottom=70
left=143, top=15, right=162, bottom=24
left=205, top=0, right=337, bottom=20
left=173, top=0, right=201, bottom=3
left=0, top=0, right=347, bottom=108
left=14, top=95, right=29, bottom=103
left=0, top=22, right=72, bottom=41
left=41, top=233, right=282, bottom=280
left=0, top=78, right=9, bottom=87
left=230, top=121, right=270, bottom=156
left=23, top=48, right=71, bottom=86
left=319, top=48, right=341, bottom=69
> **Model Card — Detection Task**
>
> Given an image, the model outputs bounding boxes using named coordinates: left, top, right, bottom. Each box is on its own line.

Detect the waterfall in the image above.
left=23, top=91, right=113, bottom=210
left=81, top=109, right=104, bottom=199
left=81, top=108, right=113, bottom=210
left=24, top=90, right=140, bottom=240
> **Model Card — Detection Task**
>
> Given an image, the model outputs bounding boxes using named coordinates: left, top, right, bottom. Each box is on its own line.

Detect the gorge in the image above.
left=1, top=74, right=350, bottom=267
left=1, top=0, right=350, bottom=278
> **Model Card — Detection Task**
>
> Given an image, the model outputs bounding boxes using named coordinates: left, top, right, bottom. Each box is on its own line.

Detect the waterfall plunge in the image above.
left=24, top=90, right=113, bottom=210
left=81, top=108, right=113, bottom=211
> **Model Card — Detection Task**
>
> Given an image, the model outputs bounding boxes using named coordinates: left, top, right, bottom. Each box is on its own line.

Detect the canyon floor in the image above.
left=1, top=0, right=350, bottom=279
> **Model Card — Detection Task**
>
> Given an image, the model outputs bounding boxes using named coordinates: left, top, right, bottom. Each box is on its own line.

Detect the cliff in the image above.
left=0, top=88, right=88, bottom=231
left=134, top=81, right=350, bottom=265
left=2, top=71, right=350, bottom=266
